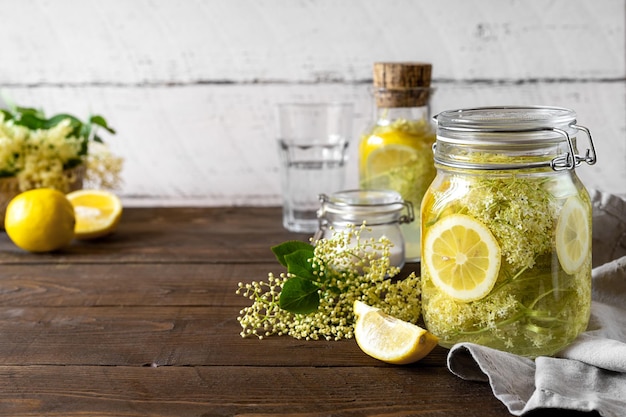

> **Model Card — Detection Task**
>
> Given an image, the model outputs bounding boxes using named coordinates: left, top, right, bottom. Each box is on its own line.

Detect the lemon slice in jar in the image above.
left=353, top=301, right=438, bottom=365
left=555, top=196, right=590, bottom=274
left=365, top=144, right=416, bottom=175
left=423, top=214, right=501, bottom=302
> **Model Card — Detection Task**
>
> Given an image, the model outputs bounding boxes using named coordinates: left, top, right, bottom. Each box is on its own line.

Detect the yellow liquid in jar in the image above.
left=359, top=119, right=436, bottom=261
left=420, top=171, right=592, bottom=357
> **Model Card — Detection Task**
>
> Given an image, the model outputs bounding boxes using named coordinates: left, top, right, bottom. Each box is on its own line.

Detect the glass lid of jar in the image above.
left=433, top=106, right=597, bottom=171
left=435, top=106, right=576, bottom=133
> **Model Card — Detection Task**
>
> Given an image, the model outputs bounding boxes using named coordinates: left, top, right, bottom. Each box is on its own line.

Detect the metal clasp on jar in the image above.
left=550, top=125, right=597, bottom=171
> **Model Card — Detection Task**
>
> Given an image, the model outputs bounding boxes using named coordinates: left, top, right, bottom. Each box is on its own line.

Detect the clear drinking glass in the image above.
left=276, top=103, right=353, bottom=233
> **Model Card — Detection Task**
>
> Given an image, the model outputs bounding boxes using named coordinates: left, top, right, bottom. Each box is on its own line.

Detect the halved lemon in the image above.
left=353, top=300, right=438, bottom=365
left=555, top=196, right=590, bottom=274
left=66, top=189, right=123, bottom=240
left=423, top=214, right=501, bottom=302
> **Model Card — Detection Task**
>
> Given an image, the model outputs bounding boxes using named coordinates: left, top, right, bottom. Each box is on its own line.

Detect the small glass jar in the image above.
left=359, top=62, right=436, bottom=262
left=316, top=189, right=414, bottom=269
left=421, top=106, right=597, bottom=357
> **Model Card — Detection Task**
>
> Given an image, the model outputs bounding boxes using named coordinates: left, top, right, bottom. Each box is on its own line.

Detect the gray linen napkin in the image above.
left=446, top=190, right=626, bottom=417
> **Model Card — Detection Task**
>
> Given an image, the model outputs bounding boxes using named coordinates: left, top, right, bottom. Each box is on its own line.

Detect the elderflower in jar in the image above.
left=421, top=106, right=596, bottom=357
left=316, top=189, right=414, bottom=269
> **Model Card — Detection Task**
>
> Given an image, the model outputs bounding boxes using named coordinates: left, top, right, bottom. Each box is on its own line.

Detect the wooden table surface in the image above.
left=0, top=207, right=601, bottom=417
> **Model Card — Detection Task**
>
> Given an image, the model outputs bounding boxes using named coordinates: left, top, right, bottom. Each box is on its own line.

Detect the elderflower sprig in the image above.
left=236, top=223, right=421, bottom=341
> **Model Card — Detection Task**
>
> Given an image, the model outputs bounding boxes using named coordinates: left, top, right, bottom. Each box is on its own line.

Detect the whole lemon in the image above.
left=5, top=188, right=76, bottom=252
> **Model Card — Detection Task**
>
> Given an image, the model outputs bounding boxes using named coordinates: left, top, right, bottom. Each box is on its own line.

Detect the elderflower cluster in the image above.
left=459, top=177, right=557, bottom=270
left=236, top=273, right=291, bottom=339
left=0, top=113, right=122, bottom=192
left=0, top=118, right=83, bottom=191
left=236, top=224, right=422, bottom=340
left=84, top=141, right=124, bottom=189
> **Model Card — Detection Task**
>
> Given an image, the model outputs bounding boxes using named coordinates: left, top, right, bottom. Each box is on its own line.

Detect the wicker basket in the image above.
left=0, top=165, right=85, bottom=226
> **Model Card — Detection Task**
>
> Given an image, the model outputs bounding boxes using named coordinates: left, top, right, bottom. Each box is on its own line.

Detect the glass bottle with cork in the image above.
left=359, top=62, right=436, bottom=262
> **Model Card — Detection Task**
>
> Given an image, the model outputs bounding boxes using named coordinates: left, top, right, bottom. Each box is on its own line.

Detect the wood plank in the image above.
left=0, top=305, right=437, bottom=368
left=0, top=263, right=275, bottom=307
left=0, top=259, right=420, bottom=307
left=0, top=365, right=512, bottom=417
left=0, top=207, right=310, bottom=263
left=0, top=365, right=598, bottom=417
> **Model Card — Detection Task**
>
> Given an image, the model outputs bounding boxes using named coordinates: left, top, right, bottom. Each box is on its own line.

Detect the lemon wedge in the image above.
left=353, top=300, right=438, bottom=365
left=5, top=188, right=76, bottom=252
left=556, top=196, right=590, bottom=274
left=67, top=189, right=123, bottom=240
left=423, top=214, right=501, bottom=302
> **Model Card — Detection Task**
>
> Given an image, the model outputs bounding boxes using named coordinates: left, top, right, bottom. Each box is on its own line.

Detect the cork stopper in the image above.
left=373, top=62, right=432, bottom=108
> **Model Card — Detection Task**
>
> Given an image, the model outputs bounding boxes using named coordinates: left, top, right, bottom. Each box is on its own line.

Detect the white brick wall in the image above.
left=1, top=0, right=624, bottom=206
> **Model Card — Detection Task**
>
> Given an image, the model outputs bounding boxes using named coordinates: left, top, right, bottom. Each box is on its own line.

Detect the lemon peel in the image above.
left=353, top=300, right=437, bottom=365
left=5, top=188, right=75, bottom=252
left=556, top=196, right=590, bottom=274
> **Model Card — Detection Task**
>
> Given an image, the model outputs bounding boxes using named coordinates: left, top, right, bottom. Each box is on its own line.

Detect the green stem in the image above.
left=456, top=286, right=574, bottom=337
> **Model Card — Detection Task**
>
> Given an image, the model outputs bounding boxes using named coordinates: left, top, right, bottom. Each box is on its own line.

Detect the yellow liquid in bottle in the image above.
left=359, top=119, right=436, bottom=261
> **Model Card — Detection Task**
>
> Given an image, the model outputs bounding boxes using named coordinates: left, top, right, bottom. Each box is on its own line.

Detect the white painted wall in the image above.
left=1, top=0, right=624, bottom=206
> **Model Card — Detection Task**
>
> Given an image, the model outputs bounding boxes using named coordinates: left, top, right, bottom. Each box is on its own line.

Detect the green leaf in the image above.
left=279, top=277, right=320, bottom=314
left=0, top=100, right=116, bottom=144
left=0, top=109, right=16, bottom=122
left=14, top=112, right=46, bottom=130
left=89, top=114, right=116, bottom=134
left=15, top=106, right=44, bottom=119
left=285, top=250, right=316, bottom=280
left=271, top=241, right=314, bottom=267
left=43, top=114, right=81, bottom=129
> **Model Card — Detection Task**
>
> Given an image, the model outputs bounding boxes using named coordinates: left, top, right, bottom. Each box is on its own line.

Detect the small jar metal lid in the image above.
left=317, top=189, right=414, bottom=226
